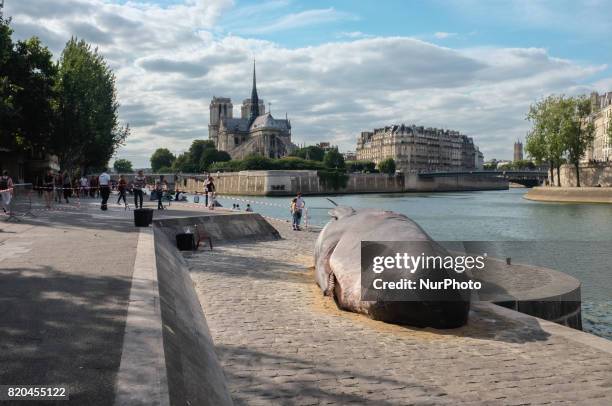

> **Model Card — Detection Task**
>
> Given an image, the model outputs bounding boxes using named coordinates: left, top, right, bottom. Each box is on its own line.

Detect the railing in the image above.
left=2, top=183, right=35, bottom=221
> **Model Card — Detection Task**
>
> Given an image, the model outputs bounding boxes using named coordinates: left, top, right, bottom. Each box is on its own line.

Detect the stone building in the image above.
left=514, top=140, right=523, bottom=162
left=208, top=62, right=295, bottom=159
left=356, top=124, right=480, bottom=173
left=583, top=91, right=612, bottom=163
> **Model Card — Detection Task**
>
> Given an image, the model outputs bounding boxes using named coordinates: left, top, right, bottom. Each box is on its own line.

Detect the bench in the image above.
left=194, top=224, right=213, bottom=250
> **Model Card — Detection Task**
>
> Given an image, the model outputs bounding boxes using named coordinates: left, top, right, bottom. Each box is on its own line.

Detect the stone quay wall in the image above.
left=553, top=163, right=612, bottom=187
left=525, top=186, right=612, bottom=204
left=179, top=170, right=507, bottom=196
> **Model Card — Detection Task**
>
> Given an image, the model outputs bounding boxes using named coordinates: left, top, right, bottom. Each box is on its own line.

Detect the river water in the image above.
left=207, top=188, right=612, bottom=340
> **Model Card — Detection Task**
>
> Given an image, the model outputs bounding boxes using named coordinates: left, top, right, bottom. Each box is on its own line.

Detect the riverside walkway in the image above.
left=1, top=197, right=612, bottom=405
left=186, top=219, right=612, bottom=405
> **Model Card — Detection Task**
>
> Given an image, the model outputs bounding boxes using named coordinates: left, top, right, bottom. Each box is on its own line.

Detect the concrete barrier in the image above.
left=154, top=212, right=281, bottom=245
left=524, top=186, right=612, bottom=204
left=153, top=227, right=234, bottom=406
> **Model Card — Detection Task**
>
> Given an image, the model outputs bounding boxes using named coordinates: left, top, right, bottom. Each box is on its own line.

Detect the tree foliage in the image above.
left=168, top=139, right=230, bottom=173
left=290, top=145, right=325, bottom=161
left=346, top=160, right=377, bottom=173
left=54, top=38, right=128, bottom=171
left=323, top=148, right=345, bottom=169
left=378, top=158, right=396, bottom=175
left=527, top=94, right=596, bottom=187
left=113, top=158, right=133, bottom=173
left=150, top=148, right=175, bottom=172
left=1, top=17, right=57, bottom=153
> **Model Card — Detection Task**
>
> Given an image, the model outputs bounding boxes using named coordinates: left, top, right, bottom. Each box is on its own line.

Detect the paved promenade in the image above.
left=186, top=220, right=612, bottom=405
left=0, top=198, right=228, bottom=405
left=0, top=202, right=139, bottom=405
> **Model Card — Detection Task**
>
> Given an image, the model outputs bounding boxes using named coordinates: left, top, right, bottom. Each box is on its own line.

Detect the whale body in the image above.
left=314, top=207, right=470, bottom=328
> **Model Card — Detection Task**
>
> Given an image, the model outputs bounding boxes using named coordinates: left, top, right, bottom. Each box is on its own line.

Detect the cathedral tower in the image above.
left=209, top=97, right=233, bottom=148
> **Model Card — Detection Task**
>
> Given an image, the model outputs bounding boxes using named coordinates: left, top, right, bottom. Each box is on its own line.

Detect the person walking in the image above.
left=291, top=192, right=305, bottom=231
left=54, top=172, right=63, bottom=203
left=203, top=176, right=211, bottom=206
left=89, top=175, right=98, bottom=198
left=79, top=175, right=89, bottom=198
left=99, top=169, right=111, bottom=210
left=132, top=170, right=146, bottom=209
left=206, top=176, right=216, bottom=210
left=43, top=169, right=54, bottom=208
left=0, top=170, right=14, bottom=214
left=155, top=176, right=166, bottom=210
left=62, top=171, right=72, bottom=204
left=116, top=175, right=128, bottom=209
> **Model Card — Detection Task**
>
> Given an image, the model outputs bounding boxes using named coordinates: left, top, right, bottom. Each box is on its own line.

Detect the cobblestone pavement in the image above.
left=186, top=220, right=612, bottom=405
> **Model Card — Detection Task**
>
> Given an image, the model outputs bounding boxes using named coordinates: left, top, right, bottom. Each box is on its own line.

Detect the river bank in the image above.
left=525, top=186, right=612, bottom=204
left=206, top=188, right=612, bottom=340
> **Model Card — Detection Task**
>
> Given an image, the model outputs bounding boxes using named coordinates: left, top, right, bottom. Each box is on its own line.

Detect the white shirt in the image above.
left=80, top=177, right=89, bottom=187
left=99, top=172, right=111, bottom=186
left=296, top=196, right=305, bottom=210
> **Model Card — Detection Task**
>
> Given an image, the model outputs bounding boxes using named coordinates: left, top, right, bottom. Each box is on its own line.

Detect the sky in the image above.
left=5, top=0, right=612, bottom=167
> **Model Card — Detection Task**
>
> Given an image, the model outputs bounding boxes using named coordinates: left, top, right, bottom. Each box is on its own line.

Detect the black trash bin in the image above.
left=134, top=208, right=154, bottom=227
left=176, top=233, right=195, bottom=251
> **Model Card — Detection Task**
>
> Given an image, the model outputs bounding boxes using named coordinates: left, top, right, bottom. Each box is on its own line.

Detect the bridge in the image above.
left=417, top=170, right=548, bottom=187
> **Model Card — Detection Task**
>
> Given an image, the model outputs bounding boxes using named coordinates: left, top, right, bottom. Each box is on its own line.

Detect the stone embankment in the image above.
left=184, top=218, right=612, bottom=405
left=525, top=186, right=612, bottom=204
left=180, top=170, right=508, bottom=196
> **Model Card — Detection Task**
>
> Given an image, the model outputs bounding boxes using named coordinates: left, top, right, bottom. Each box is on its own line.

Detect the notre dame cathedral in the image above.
left=208, top=62, right=296, bottom=159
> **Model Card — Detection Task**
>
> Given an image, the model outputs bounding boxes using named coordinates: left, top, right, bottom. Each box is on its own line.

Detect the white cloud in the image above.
left=434, top=32, right=457, bottom=39
left=236, top=8, right=357, bottom=34
left=336, top=31, right=373, bottom=39
left=4, top=0, right=611, bottom=166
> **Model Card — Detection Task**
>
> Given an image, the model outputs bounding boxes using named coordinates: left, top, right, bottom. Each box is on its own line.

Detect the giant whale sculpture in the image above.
left=314, top=207, right=470, bottom=328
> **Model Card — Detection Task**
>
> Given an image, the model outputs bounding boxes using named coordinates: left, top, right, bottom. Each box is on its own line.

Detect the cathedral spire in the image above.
left=249, top=59, right=259, bottom=123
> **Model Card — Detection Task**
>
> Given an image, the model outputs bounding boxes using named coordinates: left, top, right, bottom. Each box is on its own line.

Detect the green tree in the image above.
left=527, top=95, right=565, bottom=186
left=241, top=154, right=273, bottom=170
left=291, top=145, right=325, bottom=161
left=54, top=38, right=128, bottom=171
left=150, top=148, right=175, bottom=172
left=525, top=129, right=547, bottom=167
left=323, top=148, right=345, bottom=169
left=346, top=160, right=376, bottom=173
left=378, top=158, right=396, bottom=174
left=172, top=152, right=198, bottom=173
left=560, top=96, right=595, bottom=187
left=0, top=18, right=57, bottom=154
left=113, top=158, right=133, bottom=173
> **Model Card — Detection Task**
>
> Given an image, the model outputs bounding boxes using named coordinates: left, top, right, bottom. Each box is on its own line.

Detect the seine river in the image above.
left=211, top=188, right=612, bottom=340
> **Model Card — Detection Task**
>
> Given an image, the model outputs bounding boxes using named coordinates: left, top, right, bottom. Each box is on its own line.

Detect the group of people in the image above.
left=39, top=168, right=151, bottom=210
left=231, top=203, right=253, bottom=212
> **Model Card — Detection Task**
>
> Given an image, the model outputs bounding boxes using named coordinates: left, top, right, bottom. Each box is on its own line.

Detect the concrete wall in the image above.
left=154, top=212, right=281, bottom=244
left=405, top=173, right=508, bottom=192
left=180, top=171, right=507, bottom=196
left=554, top=163, right=612, bottom=187
left=524, top=186, right=612, bottom=203
left=153, top=227, right=234, bottom=406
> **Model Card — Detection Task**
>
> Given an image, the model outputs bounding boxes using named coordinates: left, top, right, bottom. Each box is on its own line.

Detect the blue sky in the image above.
left=7, top=0, right=612, bottom=166
left=218, top=0, right=612, bottom=79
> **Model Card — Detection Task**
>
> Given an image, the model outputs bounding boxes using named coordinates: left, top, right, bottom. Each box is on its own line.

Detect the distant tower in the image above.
left=513, top=140, right=523, bottom=162
left=249, top=60, right=259, bottom=124
left=241, top=60, right=265, bottom=119
left=209, top=97, right=233, bottom=148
